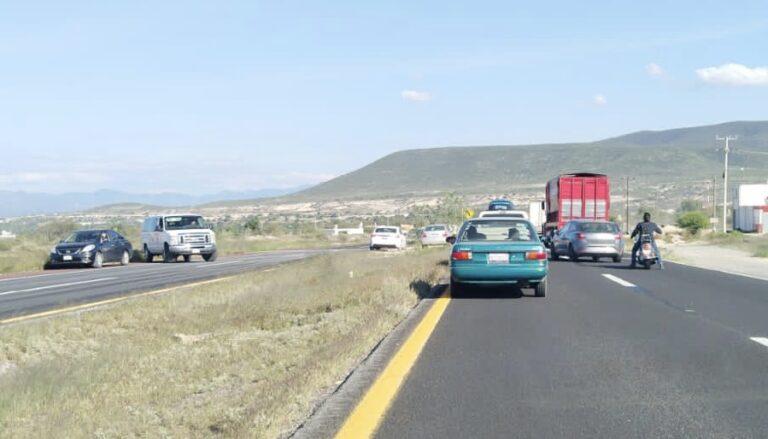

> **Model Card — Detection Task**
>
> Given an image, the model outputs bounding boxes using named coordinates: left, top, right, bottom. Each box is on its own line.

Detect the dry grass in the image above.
left=0, top=238, right=50, bottom=274
left=216, top=233, right=366, bottom=255
left=704, top=232, right=768, bottom=258
left=0, top=248, right=448, bottom=438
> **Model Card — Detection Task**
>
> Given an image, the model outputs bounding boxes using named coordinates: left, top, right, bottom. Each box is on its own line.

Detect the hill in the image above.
left=0, top=186, right=309, bottom=218
left=294, top=121, right=768, bottom=200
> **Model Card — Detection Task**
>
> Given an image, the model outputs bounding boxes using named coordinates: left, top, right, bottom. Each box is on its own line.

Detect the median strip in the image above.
left=335, top=289, right=451, bottom=439
left=601, top=273, right=636, bottom=288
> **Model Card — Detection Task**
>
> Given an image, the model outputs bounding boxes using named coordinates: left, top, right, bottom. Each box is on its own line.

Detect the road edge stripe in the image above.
left=0, top=276, right=234, bottom=326
left=335, top=289, right=452, bottom=439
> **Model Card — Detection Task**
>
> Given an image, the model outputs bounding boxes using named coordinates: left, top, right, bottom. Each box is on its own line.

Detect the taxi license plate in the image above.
left=63, top=255, right=73, bottom=261
left=487, top=253, right=508, bottom=264
left=192, top=249, right=201, bottom=254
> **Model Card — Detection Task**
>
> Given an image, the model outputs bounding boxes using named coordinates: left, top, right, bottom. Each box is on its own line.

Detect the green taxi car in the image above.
left=448, top=218, right=549, bottom=297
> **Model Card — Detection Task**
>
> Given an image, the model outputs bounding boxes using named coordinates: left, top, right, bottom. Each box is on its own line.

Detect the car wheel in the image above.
left=612, top=255, right=622, bottom=263
left=183, top=255, right=191, bottom=263
left=121, top=250, right=130, bottom=266
left=592, top=256, right=599, bottom=262
left=163, top=244, right=175, bottom=263
left=203, top=251, right=218, bottom=262
left=144, top=245, right=154, bottom=263
left=450, top=281, right=464, bottom=297
left=550, top=248, right=560, bottom=261
left=534, top=278, right=547, bottom=297
left=568, top=245, right=579, bottom=262
left=92, top=252, right=103, bottom=269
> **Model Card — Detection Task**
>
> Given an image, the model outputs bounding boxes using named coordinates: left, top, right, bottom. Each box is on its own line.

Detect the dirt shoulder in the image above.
left=665, top=242, right=768, bottom=281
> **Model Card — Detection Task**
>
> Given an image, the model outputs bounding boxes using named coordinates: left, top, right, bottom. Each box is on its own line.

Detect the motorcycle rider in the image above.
left=630, top=212, right=664, bottom=269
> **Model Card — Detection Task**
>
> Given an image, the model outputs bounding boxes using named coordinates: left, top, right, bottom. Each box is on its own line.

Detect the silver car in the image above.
left=550, top=220, right=624, bottom=262
left=419, top=224, right=450, bottom=246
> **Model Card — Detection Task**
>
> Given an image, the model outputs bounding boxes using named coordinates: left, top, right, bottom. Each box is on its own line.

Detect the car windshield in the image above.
left=424, top=225, right=445, bottom=232
left=63, top=231, right=102, bottom=243
left=576, top=222, right=619, bottom=233
left=375, top=227, right=398, bottom=234
left=164, top=216, right=207, bottom=230
left=459, top=220, right=536, bottom=242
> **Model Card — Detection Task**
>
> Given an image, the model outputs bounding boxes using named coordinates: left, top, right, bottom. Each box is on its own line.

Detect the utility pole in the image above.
left=716, top=135, right=737, bottom=233
left=711, top=177, right=717, bottom=232
left=625, top=176, right=630, bottom=234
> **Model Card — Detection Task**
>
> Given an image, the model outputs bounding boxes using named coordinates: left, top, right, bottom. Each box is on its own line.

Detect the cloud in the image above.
left=401, top=90, right=431, bottom=102
left=646, top=62, right=664, bottom=77
left=592, top=94, right=607, bottom=106
left=696, top=63, right=768, bottom=86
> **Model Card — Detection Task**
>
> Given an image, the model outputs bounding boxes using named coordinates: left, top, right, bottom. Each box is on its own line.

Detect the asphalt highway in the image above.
left=0, top=248, right=354, bottom=320
left=374, top=259, right=768, bottom=438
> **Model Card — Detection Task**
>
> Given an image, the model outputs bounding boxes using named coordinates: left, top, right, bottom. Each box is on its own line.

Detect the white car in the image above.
left=141, top=214, right=217, bottom=263
left=419, top=224, right=450, bottom=246
left=369, top=226, right=407, bottom=250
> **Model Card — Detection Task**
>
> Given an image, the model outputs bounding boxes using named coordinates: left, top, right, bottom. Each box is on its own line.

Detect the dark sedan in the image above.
left=48, top=230, right=133, bottom=268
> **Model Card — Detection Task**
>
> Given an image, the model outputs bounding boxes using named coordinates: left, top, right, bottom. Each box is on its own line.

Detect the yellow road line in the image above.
left=0, top=276, right=234, bottom=326
left=335, top=289, right=452, bottom=438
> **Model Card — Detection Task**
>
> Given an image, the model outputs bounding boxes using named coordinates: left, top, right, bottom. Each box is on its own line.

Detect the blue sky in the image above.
left=1, top=1, right=767, bottom=193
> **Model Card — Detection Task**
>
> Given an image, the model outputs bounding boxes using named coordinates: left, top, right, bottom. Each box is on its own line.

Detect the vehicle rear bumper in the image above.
left=420, top=237, right=447, bottom=246
left=450, top=265, right=547, bottom=284
left=168, top=244, right=217, bottom=255
left=573, top=245, right=623, bottom=257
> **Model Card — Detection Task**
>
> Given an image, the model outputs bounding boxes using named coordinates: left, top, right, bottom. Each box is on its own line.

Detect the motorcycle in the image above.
left=634, top=233, right=658, bottom=269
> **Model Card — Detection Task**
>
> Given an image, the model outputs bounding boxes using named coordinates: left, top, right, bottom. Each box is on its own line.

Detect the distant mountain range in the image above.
left=293, top=121, right=768, bottom=200
left=0, top=187, right=309, bottom=217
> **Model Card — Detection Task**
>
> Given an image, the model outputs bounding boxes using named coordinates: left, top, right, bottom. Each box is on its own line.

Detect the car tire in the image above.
left=568, top=245, right=579, bottom=262
left=592, top=256, right=599, bottom=262
left=550, top=248, right=560, bottom=261
left=144, top=245, right=154, bottom=263
left=534, top=278, right=547, bottom=297
left=612, top=255, right=622, bottom=263
left=203, top=251, right=218, bottom=262
left=183, top=255, right=191, bottom=263
left=163, top=244, right=175, bottom=263
left=92, top=252, right=103, bottom=269
left=121, top=250, right=130, bottom=266
left=450, top=281, right=464, bottom=297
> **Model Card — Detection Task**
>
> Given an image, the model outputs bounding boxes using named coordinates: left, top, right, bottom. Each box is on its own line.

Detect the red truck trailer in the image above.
left=544, top=173, right=610, bottom=235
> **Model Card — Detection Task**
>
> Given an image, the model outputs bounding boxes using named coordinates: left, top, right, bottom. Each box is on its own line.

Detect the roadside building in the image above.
left=0, top=230, right=16, bottom=239
left=326, top=223, right=365, bottom=237
left=733, top=184, right=768, bottom=234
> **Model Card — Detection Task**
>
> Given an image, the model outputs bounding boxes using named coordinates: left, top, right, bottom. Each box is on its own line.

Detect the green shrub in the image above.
left=677, top=211, right=709, bottom=233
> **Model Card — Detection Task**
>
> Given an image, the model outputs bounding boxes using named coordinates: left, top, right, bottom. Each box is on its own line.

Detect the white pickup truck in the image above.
left=141, top=214, right=217, bottom=263
left=369, top=226, right=407, bottom=250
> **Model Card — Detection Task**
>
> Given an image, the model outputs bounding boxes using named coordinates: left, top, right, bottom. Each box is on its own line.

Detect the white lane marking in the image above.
left=750, top=337, right=768, bottom=348
left=602, top=274, right=637, bottom=288
left=685, top=309, right=696, bottom=313
left=195, top=261, right=241, bottom=268
left=0, top=277, right=117, bottom=296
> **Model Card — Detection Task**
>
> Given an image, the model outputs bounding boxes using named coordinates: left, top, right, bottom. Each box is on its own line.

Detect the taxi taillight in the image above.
left=525, top=250, right=548, bottom=260
left=451, top=250, right=472, bottom=261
